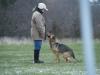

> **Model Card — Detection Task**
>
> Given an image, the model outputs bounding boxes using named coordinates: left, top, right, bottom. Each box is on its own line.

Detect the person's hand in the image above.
left=39, top=32, right=45, bottom=40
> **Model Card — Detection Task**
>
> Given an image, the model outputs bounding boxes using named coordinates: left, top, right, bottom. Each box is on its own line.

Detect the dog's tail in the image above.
left=72, top=51, right=80, bottom=62
left=73, top=56, right=80, bottom=63
left=72, top=52, right=75, bottom=59
left=74, top=58, right=80, bottom=62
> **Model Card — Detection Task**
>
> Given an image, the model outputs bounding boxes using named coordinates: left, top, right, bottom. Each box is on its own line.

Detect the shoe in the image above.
left=35, top=60, right=44, bottom=63
left=32, top=60, right=44, bottom=64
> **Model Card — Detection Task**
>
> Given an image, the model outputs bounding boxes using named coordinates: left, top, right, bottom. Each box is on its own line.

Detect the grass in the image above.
left=0, top=40, right=100, bottom=75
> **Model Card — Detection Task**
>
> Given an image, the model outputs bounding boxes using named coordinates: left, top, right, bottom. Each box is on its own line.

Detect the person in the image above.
left=31, top=3, right=48, bottom=63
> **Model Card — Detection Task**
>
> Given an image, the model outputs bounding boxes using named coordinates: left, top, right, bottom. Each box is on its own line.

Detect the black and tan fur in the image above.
left=47, top=32, right=77, bottom=63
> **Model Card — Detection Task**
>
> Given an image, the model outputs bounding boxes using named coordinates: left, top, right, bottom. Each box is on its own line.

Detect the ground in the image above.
left=0, top=39, right=100, bottom=75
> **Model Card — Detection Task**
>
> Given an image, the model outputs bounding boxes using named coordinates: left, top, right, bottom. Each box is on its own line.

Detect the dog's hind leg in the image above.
left=63, top=54, right=69, bottom=63
left=67, top=57, right=73, bottom=63
left=63, top=52, right=70, bottom=63
left=63, top=56, right=70, bottom=63
left=65, top=58, right=69, bottom=63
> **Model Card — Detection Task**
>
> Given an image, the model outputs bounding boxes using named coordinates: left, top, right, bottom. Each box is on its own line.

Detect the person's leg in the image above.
left=33, top=40, right=44, bottom=63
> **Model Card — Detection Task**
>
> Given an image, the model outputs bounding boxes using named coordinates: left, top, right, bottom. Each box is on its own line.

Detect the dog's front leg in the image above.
left=55, top=53, right=60, bottom=63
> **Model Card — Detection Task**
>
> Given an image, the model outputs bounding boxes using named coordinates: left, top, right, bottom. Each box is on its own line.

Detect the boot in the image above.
left=33, top=50, right=44, bottom=63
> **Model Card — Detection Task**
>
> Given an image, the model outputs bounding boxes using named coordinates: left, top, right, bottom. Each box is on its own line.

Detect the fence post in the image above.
left=79, top=0, right=96, bottom=75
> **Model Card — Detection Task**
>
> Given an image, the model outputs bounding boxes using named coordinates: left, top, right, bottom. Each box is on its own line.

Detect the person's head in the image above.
left=37, top=3, right=48, bottom=13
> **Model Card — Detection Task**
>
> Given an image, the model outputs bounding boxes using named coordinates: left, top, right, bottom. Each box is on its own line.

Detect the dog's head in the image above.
left=47, top=32, right=56, bottom=43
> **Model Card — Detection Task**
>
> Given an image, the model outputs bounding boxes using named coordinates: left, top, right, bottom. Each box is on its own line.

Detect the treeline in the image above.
left=0, top=0, right=100, bottom=38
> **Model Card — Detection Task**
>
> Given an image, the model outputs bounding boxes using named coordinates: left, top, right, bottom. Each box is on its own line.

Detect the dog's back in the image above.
left=54, top=43, right=75, bottom=59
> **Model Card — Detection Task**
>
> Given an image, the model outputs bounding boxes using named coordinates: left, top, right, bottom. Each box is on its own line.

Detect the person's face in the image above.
left=41, top=9, right=45, bottom=13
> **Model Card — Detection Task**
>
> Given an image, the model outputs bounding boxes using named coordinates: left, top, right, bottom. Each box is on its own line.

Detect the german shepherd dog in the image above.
left=47, top=32, right=77, bottom=63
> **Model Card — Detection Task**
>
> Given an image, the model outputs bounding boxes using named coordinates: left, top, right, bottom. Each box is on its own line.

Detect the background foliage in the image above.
left=0, top=0, right=100, bottom=38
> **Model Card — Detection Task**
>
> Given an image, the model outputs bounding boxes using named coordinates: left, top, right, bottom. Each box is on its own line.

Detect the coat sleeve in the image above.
left=34, top=15, right=45, bottom=38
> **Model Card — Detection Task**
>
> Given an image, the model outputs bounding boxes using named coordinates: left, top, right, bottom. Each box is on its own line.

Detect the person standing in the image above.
left=31, top=3, right=48, bottom=63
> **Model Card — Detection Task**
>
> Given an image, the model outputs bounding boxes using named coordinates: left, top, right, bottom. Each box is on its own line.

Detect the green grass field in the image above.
left=0, top=40, right=100, bottom=75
